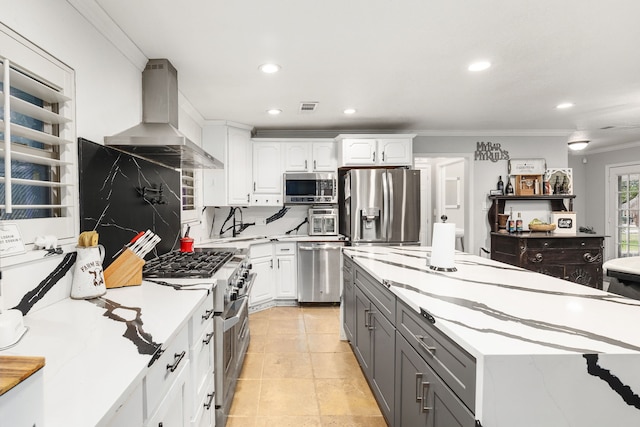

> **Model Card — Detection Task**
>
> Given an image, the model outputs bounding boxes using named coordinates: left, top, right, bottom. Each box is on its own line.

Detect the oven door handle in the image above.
left=223, top=298, right=248, bottom=333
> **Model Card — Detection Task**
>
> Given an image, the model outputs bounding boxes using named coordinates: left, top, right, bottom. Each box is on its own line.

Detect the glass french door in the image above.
left=609, top=164, right=640, bottom=258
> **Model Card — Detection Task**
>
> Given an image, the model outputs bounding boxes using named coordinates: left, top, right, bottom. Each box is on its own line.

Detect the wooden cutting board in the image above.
left=0, top=355, right=45, bottom=396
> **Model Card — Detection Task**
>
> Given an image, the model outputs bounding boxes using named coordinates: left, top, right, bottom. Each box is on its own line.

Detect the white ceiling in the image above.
left=94, top=0, right=640, bottom=151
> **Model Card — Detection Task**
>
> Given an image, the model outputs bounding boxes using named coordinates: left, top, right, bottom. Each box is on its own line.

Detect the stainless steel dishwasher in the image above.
left=297, top=241, right=344, bottom=302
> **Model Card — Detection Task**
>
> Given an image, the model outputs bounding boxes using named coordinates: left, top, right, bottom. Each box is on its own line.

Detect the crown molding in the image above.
left=66, top=0, right=147, bottom=70
left=409, top=129, right=573, bottom=137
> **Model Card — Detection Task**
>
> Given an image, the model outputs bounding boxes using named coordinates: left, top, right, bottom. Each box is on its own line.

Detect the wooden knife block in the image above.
left=104, top=248, right=145, bottom=289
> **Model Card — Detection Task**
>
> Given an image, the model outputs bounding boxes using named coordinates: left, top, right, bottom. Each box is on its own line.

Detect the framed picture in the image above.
left=508, top=158, right=547, bottom=175
left=545, top=168, right=573, bottom=195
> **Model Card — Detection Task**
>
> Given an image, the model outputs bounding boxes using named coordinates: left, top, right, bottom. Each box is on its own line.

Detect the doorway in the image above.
left=414, top=155, right=470, bottom=252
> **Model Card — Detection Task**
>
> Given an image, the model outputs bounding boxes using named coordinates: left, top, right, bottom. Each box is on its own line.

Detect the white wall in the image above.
left=0, top=0, right=144, bottom=143
left=413, top=134, right=568, bottom=255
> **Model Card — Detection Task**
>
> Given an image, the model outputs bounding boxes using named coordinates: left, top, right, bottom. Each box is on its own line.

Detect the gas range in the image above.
left=142, top=248, right=236, bottom=278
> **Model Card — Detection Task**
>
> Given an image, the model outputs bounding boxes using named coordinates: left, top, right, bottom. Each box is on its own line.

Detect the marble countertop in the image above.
left=1, top=279, right=212, bottom=427
left=198, top=234, right=346, bottom=249
left=343, top=246, right=640, bottom=358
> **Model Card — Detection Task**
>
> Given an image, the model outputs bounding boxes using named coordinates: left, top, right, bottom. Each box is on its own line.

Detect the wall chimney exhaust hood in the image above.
left=105, top=59, right=223, bottom=170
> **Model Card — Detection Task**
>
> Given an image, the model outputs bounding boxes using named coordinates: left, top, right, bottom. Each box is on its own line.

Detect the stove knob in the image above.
left=246, top=263, right=252, bottom=270
left=230, top=290, right=238, bottom=301
left=237, top=278, right=245, bottom=289
left=242, top=270, right=249, bottom=279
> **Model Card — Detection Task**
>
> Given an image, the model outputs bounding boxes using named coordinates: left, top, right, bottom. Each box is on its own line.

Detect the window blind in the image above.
left=0, top=24, right=77, bottom=245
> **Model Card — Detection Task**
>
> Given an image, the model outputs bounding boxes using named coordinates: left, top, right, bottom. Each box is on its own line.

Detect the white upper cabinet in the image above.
left=252, top=141, right=282, bottom=205
left=311, top=141, right=338, bottom=171
left=336, top=134, right=415, bottom=167
left=202, top=123, right=253, bottom=206
left=282, top=139, right=337, bottom=172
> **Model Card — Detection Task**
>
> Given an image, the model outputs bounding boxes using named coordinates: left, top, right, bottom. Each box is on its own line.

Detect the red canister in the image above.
left=180, top=237, right=194, bottom=252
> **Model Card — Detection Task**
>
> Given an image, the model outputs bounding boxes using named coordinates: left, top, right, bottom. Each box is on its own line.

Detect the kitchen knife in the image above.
left=129, top=230, right=154, bottom=254
left=112, top=231, right=146, bottom=259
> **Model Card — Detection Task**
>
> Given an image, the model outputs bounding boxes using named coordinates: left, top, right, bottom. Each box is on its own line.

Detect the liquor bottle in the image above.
left=497, top=176, right=504, bottom=193
left=508, top=207, right=515, bottom=233
left=516, top=212, right=523, bottom=232
left=505, top=177, right=514, bottom=195
left=554, top=176, right=561, bottom=195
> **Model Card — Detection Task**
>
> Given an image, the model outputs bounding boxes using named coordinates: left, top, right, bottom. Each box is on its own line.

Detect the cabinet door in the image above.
left=275, top=254, right=297, bottom=299
left=146, top=360, right=190, bottom=427
left=253, top=143, right=282, bottom=194
left=249, top=255, right=275, bottom=308
left=343, top=264, right=356, bottom=342
left=395, top=334, right=475, bottom=427
left=370, top=309, right=395, bottom=423
left=283, top=142, right=311, bottom=172
left=312, top=141, right=337, bottom=171
left=341, top=139, right=377, bottom=166
left=353, top=285, right=373, bottom=374
left=228, top=127, right=252, bottom=205
left=378, top=138, right=413, bottom=166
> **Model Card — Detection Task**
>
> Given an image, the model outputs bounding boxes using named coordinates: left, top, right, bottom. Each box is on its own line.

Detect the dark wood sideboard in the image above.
left=491, top=232, right=605, bottom=289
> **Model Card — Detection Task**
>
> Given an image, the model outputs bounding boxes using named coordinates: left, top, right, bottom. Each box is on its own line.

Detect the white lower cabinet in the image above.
left=249, top=243, right=275, bottom=308
left=189, top=296, right=215, bottom=427
left=274, top=243, right=296, bottom=300
left=104, top=381, right=144, bottom=427
left=0, top=368, right=44, bottom=427
left=146, top=359, right=191, bottom=427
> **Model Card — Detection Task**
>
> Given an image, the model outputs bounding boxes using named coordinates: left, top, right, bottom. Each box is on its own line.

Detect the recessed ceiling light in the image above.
left=468, top=61, right=491, bottom=72
left=343, top=108, right=357, bottom=115
left=267, top=109, right=282, bottom=115
left=259, top=63, right=281, bottom=74
left=556, top=102, right=575, bottom=109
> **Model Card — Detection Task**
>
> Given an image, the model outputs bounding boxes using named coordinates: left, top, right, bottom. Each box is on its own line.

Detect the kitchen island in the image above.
left=343, top=246, right=640, bottom=426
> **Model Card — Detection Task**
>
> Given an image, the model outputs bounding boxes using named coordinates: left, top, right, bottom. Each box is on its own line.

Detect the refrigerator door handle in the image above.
left=382, top=170, right=390, bottom=241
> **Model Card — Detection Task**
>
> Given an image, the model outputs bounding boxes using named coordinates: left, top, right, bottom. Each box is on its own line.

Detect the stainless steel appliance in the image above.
left=142, top=248, right=254, bottom=427
left=284, top=172, right=337, bottom=205
left=297, top=241, right=345, bottom=302
left=105, top=59, right=223, bottom=170
left=339, top=168, right=421, bottom=245
left=308, top=206, right=338, bottom=236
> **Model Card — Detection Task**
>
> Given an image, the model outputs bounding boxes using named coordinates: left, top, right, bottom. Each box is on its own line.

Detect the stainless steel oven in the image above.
left=308, top=206, right=338, bottom=236
left=214, top=261, right=254, bottom=427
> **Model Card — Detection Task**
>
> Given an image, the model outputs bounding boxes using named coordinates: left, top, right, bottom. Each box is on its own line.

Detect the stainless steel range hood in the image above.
left=105, top=59, right=223, bottom=170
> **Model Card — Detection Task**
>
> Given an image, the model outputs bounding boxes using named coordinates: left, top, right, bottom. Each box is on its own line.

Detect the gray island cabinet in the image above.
left=342, top=246, right=640, bottom=427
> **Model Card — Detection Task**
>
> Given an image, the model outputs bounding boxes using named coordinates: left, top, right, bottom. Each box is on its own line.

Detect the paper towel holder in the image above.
left=429, top=215, right=457, bottom=272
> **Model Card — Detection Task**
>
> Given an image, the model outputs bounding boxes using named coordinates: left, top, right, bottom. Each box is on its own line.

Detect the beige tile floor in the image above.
left=227, top=305, right=388, bottom=427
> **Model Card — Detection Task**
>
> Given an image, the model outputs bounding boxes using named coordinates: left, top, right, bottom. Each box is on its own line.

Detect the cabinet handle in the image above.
left=247, top=193, right=250, bottom=203
left=166, top=351, right=186, bottom=373
left=305, top=160, right=308, bottom=169
left=363, top=308, right=370, bottom=327
left=203, top=331, right=214, bottom=345
left=421, top=382, right=433, bottom=412
left=253, top=182, right=256, bottom=191
left=270, top=259, right=273, bottom=269
left=372, top=152, right=376, bottom=162
left=415, top=373, right=424, bottom=402
left=202, top=309, right=214, bottom=321
left=281, top=248, right=291, bottom=251
left=382, top=151, right=385, bottom=162
left=367, top=310, right=375, bottom=330
left=530, top=253, right=544, bottom=263
left=314, top=160, right=317, bottom=169
left=204, top=392, right=215, bottom=410
left=278, top=259, right=280, bottom=268
left=414, top=335, right=436, bottom=356
left=584, top=252, right=601, bottom=263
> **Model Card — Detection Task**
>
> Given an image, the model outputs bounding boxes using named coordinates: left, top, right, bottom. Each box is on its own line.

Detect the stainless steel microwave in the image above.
left=284, top=172, right=337, bottom=205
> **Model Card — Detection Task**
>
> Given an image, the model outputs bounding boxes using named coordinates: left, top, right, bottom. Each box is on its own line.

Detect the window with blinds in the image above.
left=0, top=24, right=77, bottom=245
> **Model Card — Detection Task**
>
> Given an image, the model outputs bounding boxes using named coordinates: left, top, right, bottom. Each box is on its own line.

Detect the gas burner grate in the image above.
left=143, top=250, right=235, bottom=278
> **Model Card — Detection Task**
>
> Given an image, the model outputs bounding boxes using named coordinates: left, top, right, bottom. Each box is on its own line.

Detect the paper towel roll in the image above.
left=430, top=222, right=457, bottom=272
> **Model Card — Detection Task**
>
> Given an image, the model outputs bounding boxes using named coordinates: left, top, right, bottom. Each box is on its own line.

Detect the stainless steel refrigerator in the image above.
left=339, top=168, right=421, bottom=244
